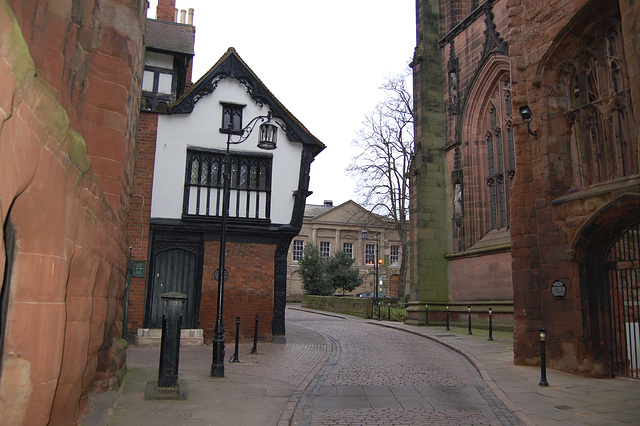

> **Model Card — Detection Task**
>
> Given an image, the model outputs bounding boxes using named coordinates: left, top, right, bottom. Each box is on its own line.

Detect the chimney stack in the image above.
left=324, top=200, right=333, bottom=207
left=156, top=0, right=176, bottom=22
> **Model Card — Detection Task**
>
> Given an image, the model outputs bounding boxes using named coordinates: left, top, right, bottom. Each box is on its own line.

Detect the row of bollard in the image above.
left=425, top=304, right=549, bottom=386
left=230, top=313, right=260, bottom=363
left=426, top=305, right=491, bottom=338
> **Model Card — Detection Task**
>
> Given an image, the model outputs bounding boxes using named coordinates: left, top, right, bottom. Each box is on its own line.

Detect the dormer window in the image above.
left=142, top=51, right=177, bottom=112
left=220, top=103, right=245, bottom=134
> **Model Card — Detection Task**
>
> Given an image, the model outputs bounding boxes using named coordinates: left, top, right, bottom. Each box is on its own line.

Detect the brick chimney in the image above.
left=156, top=0, right=176, bottom=22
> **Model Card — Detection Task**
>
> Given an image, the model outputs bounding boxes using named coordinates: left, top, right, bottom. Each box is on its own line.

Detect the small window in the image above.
left=343, top=242, right=353, bottom=258
left=320, top=241, right=331, bottom=259
left=365, top=244, right=376, bottom=265
left=221, top=103, right=244, bottom=133
left=157, top=73, right=173, bottom=94
left=390, top=245, right=400, bottom=266
left=293, top=240, right=304, bottom=261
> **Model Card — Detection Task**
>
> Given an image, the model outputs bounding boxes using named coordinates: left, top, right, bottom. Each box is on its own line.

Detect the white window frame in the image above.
left=320, top=241, right=331, bottom=259
left=293, top=240, right=304, bottom=261
left=390, top=245, right=400, bottom=266
left=343, top=242, right=353, bottom=258
left=365, top=243, right=376, bottom=265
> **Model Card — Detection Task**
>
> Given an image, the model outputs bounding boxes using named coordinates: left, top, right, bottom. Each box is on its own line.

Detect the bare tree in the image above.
left=347, top=71, right=413, bottom=300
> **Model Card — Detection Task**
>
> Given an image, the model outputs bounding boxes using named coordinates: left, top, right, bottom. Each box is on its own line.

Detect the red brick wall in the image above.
left=156, top=0, right=176, bottom=22
left=201, top=241, right=275, bottom=341
left=125, top=112, right=159, bottom=335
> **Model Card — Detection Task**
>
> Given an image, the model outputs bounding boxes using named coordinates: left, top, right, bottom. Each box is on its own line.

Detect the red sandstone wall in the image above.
left=448, top=251, right=513, bottom=301
left=0, top=0, right=144, bottom=423
left=202, top=241, right=275, bottom=340
left=508, top=0, right=640, bottom=375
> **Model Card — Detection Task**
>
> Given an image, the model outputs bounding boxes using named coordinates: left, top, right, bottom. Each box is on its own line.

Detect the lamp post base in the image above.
left=211, top=333, right=225, bottom=377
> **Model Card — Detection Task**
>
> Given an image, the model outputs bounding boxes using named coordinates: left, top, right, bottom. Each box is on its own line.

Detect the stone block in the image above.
left=0, top=355, right=32, bottom=426
left=5, top=301, right=65, bottom=384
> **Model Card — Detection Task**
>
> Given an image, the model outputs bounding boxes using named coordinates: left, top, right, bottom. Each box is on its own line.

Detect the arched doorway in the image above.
left=573, top=194, right=640, bottom=378
left=606, top=222, right=640, bottom=378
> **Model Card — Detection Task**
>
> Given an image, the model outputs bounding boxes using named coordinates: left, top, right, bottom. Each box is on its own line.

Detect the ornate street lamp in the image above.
left=361, top=228, right=380, bottom=311
left=211, top=111, right=277, bottom=378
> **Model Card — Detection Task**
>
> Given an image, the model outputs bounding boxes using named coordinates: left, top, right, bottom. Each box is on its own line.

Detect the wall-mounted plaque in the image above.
left=551, top=280, right=566, bottom=298
left=132, top=261, right=145, bottom=277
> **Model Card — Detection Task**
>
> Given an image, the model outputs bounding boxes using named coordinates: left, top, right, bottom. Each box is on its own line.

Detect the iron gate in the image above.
left=606, top=222, right=640, bottom=379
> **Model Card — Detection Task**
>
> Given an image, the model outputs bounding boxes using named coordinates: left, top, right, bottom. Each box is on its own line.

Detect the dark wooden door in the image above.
left=147, top=245, right=200, bottom=329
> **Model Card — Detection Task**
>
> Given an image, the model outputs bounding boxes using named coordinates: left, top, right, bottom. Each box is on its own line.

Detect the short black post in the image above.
left=467, top=305, right=472, bottom=335
left=378, top=303, right=381, bottom=321
left=231, top=316, right=240, bottom=363
left=146, top=292, right=188, bottom=400
left=445, top=305, right=450, bottom=331
left=539, top=328, right=549, bottom=386
left=251, top=314, right=259, bottom=354
left=488, top=307, right=494, bottom=341
left=425, top=304, right=429, bottom=327
left=388, top=303, right=391, bottom=320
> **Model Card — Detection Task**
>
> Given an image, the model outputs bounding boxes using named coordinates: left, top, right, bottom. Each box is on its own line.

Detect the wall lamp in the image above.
left=519, top=105, right=538, bottom=138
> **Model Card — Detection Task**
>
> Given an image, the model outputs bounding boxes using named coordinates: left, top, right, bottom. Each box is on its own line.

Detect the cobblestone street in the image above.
left=287, top=308, right=519, bottom=425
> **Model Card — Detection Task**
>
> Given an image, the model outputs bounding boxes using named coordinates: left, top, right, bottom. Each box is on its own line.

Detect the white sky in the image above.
left=147, top=1, right=416, bottom=206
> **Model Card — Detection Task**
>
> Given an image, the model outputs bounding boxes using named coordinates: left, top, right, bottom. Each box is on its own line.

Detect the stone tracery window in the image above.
left=484, top=78, right=514, bottom=231
left=561, top=20, right=638, bottom=187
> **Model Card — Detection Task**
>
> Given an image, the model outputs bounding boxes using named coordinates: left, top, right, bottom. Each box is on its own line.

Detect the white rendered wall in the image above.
left=150, top=79, right=303, bottom=225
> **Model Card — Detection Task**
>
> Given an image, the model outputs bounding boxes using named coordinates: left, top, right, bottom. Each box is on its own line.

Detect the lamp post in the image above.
left=211, top=111, right=278, bottom=378
left=362, top=228, right=380, bottom=314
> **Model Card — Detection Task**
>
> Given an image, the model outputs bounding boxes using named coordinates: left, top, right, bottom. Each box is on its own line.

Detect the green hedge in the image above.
left=302, top=295, right=373, bottom=319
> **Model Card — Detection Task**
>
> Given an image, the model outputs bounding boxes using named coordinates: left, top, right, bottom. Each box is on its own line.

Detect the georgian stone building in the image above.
left=286, top=201, right=405, bottom=301
left=410, top=0, right=639, bottom=378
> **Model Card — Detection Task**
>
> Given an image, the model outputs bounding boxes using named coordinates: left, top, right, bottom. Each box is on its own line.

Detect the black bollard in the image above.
left=251, top=314, right=259, bottom=354
left=488, top=307, right=494, bottom=341
left=146, top=292, right=188, bottom=400
left=467, top=305, right=472, bottom=335
left=425, top=304, right=429, bottom=327
left=388, top=303, right=391, bottom=320
left=539, top=328, right=549, bottom=386
left=231, top=316, right=240, bottom=363
left=446, top=305, right=450, bottom=331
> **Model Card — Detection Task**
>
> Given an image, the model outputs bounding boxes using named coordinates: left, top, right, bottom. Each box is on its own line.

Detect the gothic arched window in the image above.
left=561, top=21, right=638, bottom=187
left=484, top=79, right=514, bottom=231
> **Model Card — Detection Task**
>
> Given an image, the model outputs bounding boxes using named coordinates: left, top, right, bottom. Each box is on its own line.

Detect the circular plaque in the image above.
left=214, top=268, right=229, bottom=281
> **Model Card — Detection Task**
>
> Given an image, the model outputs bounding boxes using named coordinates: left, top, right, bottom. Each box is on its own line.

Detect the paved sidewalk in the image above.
left=85, top=307, right=640, bottom=425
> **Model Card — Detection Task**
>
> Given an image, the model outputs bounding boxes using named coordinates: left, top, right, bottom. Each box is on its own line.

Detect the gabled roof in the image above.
left=170, top=47, right=325, bottom=156
left=305, top=200, right=389, bottom=227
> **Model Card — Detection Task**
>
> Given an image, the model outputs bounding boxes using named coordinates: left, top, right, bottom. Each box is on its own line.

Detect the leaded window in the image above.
left=220, top=103, right=244, bottom=133
left=485, top=79, right=514, bottom=231
left=561, top=20, right=637, bottom=186
left=183, top=148, right=272, bottom=220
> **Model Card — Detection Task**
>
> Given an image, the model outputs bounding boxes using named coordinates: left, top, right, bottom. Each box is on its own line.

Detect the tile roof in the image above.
left=146, top=19, right=195, bottom=55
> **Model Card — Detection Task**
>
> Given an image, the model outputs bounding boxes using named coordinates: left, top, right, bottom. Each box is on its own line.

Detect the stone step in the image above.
left=135, top=328, right=204, bottom=346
